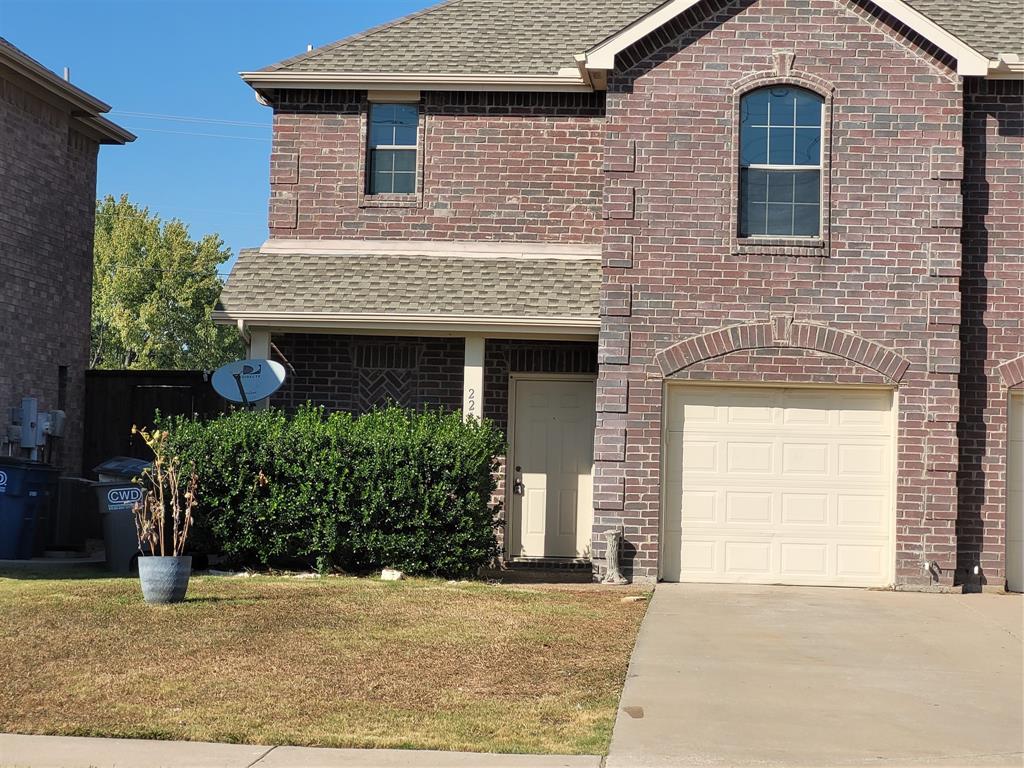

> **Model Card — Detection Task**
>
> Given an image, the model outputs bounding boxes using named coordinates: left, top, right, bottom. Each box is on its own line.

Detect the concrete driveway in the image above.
left=607, top=584, right=1023, bottom=767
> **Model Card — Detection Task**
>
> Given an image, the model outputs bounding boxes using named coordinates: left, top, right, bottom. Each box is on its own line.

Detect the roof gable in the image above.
left=582, top=0, right=991, bottom=75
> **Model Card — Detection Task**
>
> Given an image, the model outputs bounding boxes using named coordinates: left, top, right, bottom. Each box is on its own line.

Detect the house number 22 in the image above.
left=467, top=388, right=478, bottom=416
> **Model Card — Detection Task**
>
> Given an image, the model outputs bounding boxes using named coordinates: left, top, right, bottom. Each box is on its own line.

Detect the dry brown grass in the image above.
left=0, top=568, right=648, bottom=754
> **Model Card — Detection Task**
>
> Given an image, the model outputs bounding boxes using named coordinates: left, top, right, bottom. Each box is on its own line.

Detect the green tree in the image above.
left=91, top=195, right=244, bottom=370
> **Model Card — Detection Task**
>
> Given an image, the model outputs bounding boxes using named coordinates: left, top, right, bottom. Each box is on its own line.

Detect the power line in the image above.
left=110, top=110, right=269, bottom=129
left=123, top=126, right=271, bottom=141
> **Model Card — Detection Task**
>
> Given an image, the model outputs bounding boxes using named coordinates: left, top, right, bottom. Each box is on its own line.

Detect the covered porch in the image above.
left=214, top=239, right=601, bottom=565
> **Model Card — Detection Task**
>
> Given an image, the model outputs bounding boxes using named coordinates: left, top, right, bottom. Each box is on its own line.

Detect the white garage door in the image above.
left=1008, top=392, right=1023, bottom=593
left=663, top=386, right=895, bottom=587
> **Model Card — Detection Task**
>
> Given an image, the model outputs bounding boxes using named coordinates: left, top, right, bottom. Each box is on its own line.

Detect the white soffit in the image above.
left=581, top=0, right=991, bottom=76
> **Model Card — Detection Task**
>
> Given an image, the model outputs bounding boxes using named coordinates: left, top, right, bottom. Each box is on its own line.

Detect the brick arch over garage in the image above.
left=654, top=320, right=912, bottom=383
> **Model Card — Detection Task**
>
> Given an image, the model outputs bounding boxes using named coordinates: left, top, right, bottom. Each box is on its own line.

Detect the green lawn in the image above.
left=0, top=569, right=648, bottom=754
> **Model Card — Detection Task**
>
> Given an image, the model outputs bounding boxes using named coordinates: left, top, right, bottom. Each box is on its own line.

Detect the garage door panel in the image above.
left=726, top=441, right=774, bottom=473
left=664, top=386, right=894, bottom=587
left=781, top=493, right=829, bottom=525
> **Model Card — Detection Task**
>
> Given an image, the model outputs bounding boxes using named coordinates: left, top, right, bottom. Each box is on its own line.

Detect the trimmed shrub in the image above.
left=160, top=405, right=504, bottom=578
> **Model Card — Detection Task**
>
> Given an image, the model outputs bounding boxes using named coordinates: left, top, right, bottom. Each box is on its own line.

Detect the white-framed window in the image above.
left=366, top=102, right=418, bottom=195
left=739, top=86, right=823, bottom=238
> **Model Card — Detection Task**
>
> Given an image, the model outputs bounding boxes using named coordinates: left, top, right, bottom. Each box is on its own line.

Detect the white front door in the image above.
left=663, top=385, right=896, bottom=587
left=1008, top=392, right=1023, bottom=593
left=511, top=377, right=596, bottom=559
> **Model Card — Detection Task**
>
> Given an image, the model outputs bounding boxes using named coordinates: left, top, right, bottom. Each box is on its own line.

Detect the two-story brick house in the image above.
left=216, top=0, right=1023, bottom=591
left=0, top=38, right=133, bottom=473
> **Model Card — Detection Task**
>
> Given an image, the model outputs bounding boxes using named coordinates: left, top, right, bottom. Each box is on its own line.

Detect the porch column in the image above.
left=462, top=335, right=485, bottom=421
left=247, top=329, right=272, bottom=409
left=248, top=329, right=271, bottom=360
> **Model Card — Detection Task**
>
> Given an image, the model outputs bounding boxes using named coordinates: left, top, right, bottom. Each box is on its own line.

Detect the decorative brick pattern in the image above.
left=0, top=68, right=100, bottom=473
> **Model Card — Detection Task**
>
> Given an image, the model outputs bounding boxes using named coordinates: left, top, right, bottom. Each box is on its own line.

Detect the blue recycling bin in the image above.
left=0, top=457, right=60, bottom=560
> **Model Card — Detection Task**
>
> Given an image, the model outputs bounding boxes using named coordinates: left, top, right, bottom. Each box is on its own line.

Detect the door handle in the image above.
left=512, top=466, right=524, bottom=496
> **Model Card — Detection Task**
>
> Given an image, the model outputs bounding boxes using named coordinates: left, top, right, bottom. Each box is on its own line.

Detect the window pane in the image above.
left=768, top=87, right=796, bottom=123
left=741, top=168, right=768, bottom=203
left=768, top=127, right=794, bottom=164
left=740, top=125, right=768, bottom=165
left=391, top=172, right=416, bottom=194
left=766, top=203, right=793, bottom=235
left=369, top=103, right=418, bottom=147
left=795, top=91, right=823, bottom=127
left=766, top=170, right=795, bottom=203
left=371, top=170, right=392, bottom=194
left=793, top=170, right=820, bottom=204
left=392, top=149, right=416, bottom=172
left=795, top=128, right=820, bottom=165
left=740, top=202, right=766, bottom=237
left=741, top=89, right=770, bottom=125
left=792, top=204, right=820, bottom=236
left=368, top=104, right=396, bottom=145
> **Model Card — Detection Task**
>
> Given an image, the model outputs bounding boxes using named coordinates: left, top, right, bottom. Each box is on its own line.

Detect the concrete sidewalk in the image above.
left=0, top=734, right=601, bottom=768
left=606, top=584, right=1023, bottom=768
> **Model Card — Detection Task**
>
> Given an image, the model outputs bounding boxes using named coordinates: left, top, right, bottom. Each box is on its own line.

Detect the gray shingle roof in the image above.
left=262, top=0, right=664, bottom=75
left=261, top=0, right=1021, bottom=77
left=906, top=0, right=1024, bottom=58
left=219, top=248, right=600, bottom=319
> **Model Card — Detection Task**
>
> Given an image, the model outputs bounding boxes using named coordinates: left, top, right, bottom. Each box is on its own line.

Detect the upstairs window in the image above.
left=739, top=86, right=823, bottom=238
left=367, top=102, right=419, bottom=195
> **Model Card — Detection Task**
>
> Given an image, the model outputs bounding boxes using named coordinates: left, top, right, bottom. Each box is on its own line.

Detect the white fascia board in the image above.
left=988, top=54, right=1024, bottom=79
left=582, top=0, right=990, bottom=76
left=240, top=70, right=593, bottom=93
left=213, top=310, right=600, bottom=338
left=258, top=238, right=602, bottom=261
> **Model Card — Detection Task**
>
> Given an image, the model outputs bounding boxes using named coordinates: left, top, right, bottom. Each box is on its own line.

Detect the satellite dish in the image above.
left=212, top=359, right=286, bottom=405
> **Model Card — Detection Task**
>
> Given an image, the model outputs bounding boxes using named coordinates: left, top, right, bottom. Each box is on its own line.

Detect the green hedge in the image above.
left=160, top=405, right=505, bottom=578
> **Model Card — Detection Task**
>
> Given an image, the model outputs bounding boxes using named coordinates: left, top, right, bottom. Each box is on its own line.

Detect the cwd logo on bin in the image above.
left=107, top=487, right=143, bottom=509
left=0, top=471, right=6, bottom=494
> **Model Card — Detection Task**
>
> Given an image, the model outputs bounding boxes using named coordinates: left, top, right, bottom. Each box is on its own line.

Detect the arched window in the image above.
left=739, top=86, right=823, bottom=238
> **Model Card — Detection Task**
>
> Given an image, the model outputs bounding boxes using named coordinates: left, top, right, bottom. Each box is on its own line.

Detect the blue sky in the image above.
left=1, top=0, right=433, bottom=275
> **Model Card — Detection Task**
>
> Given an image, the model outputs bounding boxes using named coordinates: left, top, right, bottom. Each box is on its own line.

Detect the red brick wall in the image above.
left=594, top=0, right=964, bottom=584
left=958, top=79, right=1024, bottom=589
left=0, top=67, right=99, bottom=473
left=266, top=91, right=606, bottom=243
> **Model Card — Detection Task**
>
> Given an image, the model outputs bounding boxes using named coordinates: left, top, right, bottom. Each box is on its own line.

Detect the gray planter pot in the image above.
left=138, top=555, right=192, bottom=604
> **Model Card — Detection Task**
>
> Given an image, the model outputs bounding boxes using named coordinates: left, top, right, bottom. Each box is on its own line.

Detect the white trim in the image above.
left=506, top=373, right=598, bottom=561
left=463, top=336, right=485, bottom=422
left=241, top=70, right=593, bottom=93
left=248, top=330, right=271, bottom=360
left=368, top=89, right=421, bottom=102
left=257, top=238, right=602, bottom=261
left=988, top=54, right=1024, bottom=79
left=216, top=311, right=600, bottom=339
left=581, top=0, right=990, bottom=77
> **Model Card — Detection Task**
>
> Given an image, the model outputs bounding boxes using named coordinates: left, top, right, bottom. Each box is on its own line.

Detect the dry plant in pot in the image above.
left=132, top=426, right=198, bottom=604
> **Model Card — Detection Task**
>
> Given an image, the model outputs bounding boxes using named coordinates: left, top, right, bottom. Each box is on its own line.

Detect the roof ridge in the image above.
left=262, top=0, right=468, bottom=72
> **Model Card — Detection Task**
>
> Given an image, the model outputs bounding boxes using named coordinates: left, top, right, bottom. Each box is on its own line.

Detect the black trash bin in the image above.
left=92, top=457, right=150, bottom=574
left=0, top=457, right=60, bottom=560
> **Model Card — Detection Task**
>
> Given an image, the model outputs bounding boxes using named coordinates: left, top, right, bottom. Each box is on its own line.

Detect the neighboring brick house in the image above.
left=217, top=0, right=1023, bottom=591
left=0, top=39, right=133, bottom=473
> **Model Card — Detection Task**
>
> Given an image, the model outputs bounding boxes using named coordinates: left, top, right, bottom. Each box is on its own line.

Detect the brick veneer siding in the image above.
left=957, top=79, right=1024, bottom=590
left=265, top=91, right=606, bottom=244
left=595, top=0, right=965, bottom=585
left=0, top=67, right=100, bottom=474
